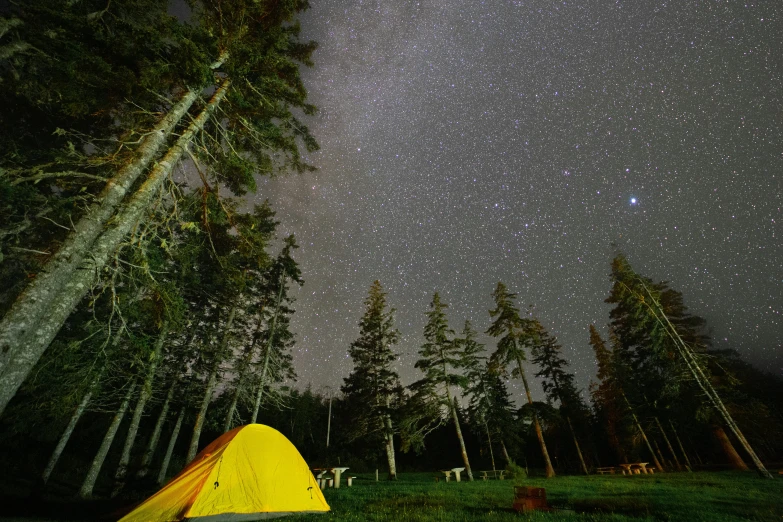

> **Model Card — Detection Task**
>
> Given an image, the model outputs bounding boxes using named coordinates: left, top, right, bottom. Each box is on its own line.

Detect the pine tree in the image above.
left=588, top=324, right=627, bottom=463
left=461, top=321, right=515, bottom=470
left=487, top=282, right=555, bottom=478
left=342, top=281, right=402, bottom=479
left=410, top=294, right=474, bottom=481
left=607, top=254, right=773, bottom=479
left=0, top=0, right=319, bottom=415
left=530, top=319, right=590, bottom=474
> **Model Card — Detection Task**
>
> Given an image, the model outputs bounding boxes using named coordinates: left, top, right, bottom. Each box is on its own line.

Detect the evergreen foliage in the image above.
left=606, top=253, right=773, bottom=478
left=487, top=282, right=556, bottom=478
left=342, top=281, right=403, bottom=478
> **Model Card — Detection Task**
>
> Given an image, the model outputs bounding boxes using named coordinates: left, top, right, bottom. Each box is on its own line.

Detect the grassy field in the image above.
left=286, top=471, right=783, bottom=522
left=0, top=471, right=780, bottom=521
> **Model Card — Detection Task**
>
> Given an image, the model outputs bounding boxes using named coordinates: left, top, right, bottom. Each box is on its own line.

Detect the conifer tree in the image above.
left=588, top=324, right=627, bottom=463
left=342, top=281, right=402, bottom=479
left=607, top=254, right=773, bottom=478
left=487, top=282, right=555, bottom=478
left=410, top=294, right=474, bottom=481
left=530, top=319, right=590, bottom=474
left=0, top=0, right=319, bottom=415
left=461, top=321, right=515, bottom=470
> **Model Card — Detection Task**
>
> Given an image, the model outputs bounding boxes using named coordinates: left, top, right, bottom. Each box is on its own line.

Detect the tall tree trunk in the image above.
left=623, top=394, right=664, bottom=472
left=136, top=378, right=177, bottom=479
left=713, top=424, right=749, bottom=470
left=654, top=417, right=682, bottom=471
left=652, top=439, right=668, bottom=470
left=566, top=416, right=589, bottom=475
left=42, top=373, right=101, bottom=485
left=326, top=393, right=333, bottom=447
left=485, top=422, right=496, bottom=472
left=187, top=363, right=220, bottom=463
left=223, top=387, right=241, bottom=434
left=447, top=393, right=473, bottom=481
left=188, top=298, right=239, bottom=462
left=0, top=58, right=228, bottom=417
left=158, top=406, right=185, bottom=485
left=112, top=321, right=169, bottom=496
left=669, top=420, right=693, bottom=471
left=383, top=416, right=397, bottom=480
left=500, top=439, right=511, bottom=464
left=638, top=281, right=773, bottom=478
left=180, top=289, right=239, bottom=462
left=249, top=278, right=285, bottom=423
left=382, top=394, right=397, bottom=480
left=516, top=356, right=555, bottom=478
left=78, top=382, right=137, bottom=498
left=0, top=79, right=231, bottom=416
left=224, top=298, right=267, bottom=432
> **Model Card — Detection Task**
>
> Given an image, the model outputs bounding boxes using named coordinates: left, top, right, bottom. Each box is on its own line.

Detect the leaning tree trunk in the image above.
left=78, top=381, right=137, bottom=498
left=636, top=280, right=773, bottom=478
left=623, top=394, right=664, bottom=472
left=0, top=78, right=231, bottom=416
left=0, top=57, right=228, bottom=417
left=187, top=363, right=220, bottom=463
left=500, top=439, right=511, bottom=464
left=187, top=301, right=238, bottom=456
left=42, top=372, right=102, bottom=485
left=224, top=313, right=266, bottom=431
left=566, top=416, right=589, bottom=475
left=158, top=406, right=185, bottom=485
left=249, top=278, right=285, bottom=424
left=112, top=321, right=169, bottom=495
left=446, top=390, right=473, bottom=481
left=516, top=356, right=555, bottom=478
left=669, top=420, right=693, bottom=471
left=485, top=422, right=496, bottom=472
left=137, top=378, right=177, bottom=479
left=653, top=439, right=668, bottom=470
left=223, top=384, right=242, bottom=434
left=654, top=416, right=682, bottom=471
left=713, top=424, right=749, bottom=471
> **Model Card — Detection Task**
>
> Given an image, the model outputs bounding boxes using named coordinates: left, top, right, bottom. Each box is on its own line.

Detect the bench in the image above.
left=596, top=467, right=616, bottom=475
left=346, top=476, right=356, bottom=487
left=479, top=470, right=506, bottom=480
left=314, top=470, right=333, bottom=489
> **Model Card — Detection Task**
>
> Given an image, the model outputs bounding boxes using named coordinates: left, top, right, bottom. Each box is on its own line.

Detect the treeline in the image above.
left=336, top=257, right=782, bottom=481
left=0, top=0, right=319, bottom=498
left=1, top=256, right=782, bottom=496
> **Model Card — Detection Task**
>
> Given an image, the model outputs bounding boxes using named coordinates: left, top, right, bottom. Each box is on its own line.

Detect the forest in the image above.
left=0, top=0, right=782, bottom=520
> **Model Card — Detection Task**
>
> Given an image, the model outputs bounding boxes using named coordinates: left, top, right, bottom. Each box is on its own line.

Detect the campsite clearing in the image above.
left=0, top=470, right=780, bottom=521
left=284, top=471, right=782, bottom=522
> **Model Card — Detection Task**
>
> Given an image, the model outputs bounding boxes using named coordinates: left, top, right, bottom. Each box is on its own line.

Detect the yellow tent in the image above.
left=119, top=424, right=329, bottom=521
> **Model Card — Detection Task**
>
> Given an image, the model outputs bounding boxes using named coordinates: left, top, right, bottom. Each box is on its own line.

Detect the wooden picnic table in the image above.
left=479, top=470, right=506, bottom=480
left=618, top=462, right=650, bottom=475
left=313, top=467, right=350, bottom=488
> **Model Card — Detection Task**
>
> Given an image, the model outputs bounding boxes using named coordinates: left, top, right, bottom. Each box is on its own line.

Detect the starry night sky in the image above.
left=256, top=0, right=782, bottom=397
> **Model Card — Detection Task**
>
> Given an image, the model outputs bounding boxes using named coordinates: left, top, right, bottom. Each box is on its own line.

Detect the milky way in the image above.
left=256, top=0, right=782, bottom=397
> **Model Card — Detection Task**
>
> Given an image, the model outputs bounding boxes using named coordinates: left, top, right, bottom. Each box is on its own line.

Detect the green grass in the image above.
left=0, top=471, right=779, bottom=521
left=287, top=471, right=783, bottom=522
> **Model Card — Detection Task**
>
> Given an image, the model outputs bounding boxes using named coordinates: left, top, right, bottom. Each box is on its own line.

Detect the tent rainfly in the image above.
left=119, top=424, right=329, bottom=521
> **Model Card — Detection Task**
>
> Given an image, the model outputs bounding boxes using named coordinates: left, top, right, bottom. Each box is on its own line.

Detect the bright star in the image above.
left=630, top=197, right=637, bottom=204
